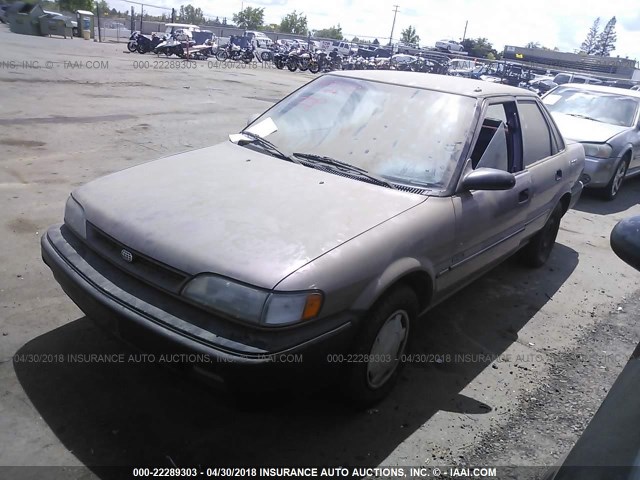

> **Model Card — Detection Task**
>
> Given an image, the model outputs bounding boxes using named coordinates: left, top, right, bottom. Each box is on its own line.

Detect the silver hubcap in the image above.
left=612, top=161, right=627, bottom=195
left=366, top=309, right=409, bottom=389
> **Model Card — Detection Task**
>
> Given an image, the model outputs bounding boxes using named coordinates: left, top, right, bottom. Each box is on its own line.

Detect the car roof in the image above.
left=329, top=70, right=538, bottom=98
left=557, top=83, right=640, bottom=98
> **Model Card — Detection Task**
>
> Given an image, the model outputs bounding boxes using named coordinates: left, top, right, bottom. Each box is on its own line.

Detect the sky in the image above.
left=111, top=0, right=640, bottom=63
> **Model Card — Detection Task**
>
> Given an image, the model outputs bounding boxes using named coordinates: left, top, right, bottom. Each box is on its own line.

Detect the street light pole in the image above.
left=388, top=4, right=399, bottom=47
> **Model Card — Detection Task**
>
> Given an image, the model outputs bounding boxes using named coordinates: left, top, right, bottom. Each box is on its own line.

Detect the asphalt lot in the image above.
left=1, top=25, right=639, bottom=478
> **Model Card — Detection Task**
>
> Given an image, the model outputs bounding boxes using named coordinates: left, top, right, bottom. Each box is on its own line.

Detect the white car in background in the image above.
left=436, top=39, right=463, bottom=52
left=245, top=30, right=273, bottom=48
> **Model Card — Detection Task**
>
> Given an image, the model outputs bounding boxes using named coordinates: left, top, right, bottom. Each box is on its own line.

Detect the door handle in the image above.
left=518, top=189, right=530, bottom=203
left=556, top=169, right=563, bottom=181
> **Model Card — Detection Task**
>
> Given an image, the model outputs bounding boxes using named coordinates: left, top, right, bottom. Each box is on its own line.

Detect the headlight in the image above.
left=581, top=143, right=612, bottom=159
left=181, top=275, right=323, bottom=326
left=64, top=195, right=86, bottom=239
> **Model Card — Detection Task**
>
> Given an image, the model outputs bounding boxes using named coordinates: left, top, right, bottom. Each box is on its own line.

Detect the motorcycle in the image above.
left=136, top=33, right=163, bottom=54
left=127, top=32, right=140, bottom=52
left=216, top=43, right=254, bottom=63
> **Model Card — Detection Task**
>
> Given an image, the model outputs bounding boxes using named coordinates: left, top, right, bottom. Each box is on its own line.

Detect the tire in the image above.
left=260, top=51, right=272, bottom=62
left=275, top=59, right=284, bottom=69
left=308, top=61, right=321, bottom=74
left=519, top=203, right=562, bottom=268
left=342, top=286, right=418, bottom=408
left=600, top=156, right=629, bottom=201
left=136, top=43, right=147, bottom=54
left=127, top=41, right=137, bottom=52
left=216, top=50, right=228, bottom=61
left=287, top=59, right=298, bottom=72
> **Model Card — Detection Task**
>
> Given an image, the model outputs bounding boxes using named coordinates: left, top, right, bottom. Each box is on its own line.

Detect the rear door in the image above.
left=516, top=97, right=569, bottom=234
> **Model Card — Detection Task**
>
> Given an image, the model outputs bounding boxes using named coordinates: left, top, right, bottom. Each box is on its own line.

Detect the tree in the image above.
left=233, top=6, right=264, bottom=29
left=595, top=16, right=617, bottom=56
left=461, top=37, right=498, bottom=58
left=96, top=0, right=108, bottom=15
left=372, top=38, right=380, bottom=45
left=178, top=4, right=205, bottom=25
left=313, top=24, right=343, bottom=40
left=279, top=10, right=307, bottom=35
left=263, top=23, right=279, bottom=32
left=57, top=0, right=93, bottom=13
left=400, top=25, right=419, bottom=45
left=581, top=17, right=600, bottom=54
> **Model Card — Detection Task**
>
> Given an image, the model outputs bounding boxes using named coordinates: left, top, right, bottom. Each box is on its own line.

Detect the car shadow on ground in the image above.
left=573, top=176, right=640, bottom=216
left=14, top=244, right=578, bottom=475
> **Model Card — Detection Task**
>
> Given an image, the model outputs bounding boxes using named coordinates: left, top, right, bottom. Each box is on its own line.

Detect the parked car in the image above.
left=523, top=78, right=558, bottom=96
left=41, top=72, right=584, bottom=406
left=245, top=30, right=273, bottom=48
left=553, top=72, right=602, bottom=85
left=542, top=83, right=640, bottom=200
left=163, top=22, right=200, bottom=40
left=0, top=5, right=9, bottom=23
left=435, top=39, right=464, bottom=52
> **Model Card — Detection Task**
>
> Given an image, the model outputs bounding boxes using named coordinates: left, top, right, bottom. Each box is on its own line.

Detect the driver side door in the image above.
left=437, top=100, right=532, bottom=294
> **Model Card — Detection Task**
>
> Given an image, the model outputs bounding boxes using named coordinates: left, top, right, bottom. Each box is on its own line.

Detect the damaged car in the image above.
left=42, top=72, right=585, bottom=406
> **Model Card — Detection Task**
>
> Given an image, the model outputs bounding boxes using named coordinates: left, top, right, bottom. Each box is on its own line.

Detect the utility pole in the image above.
left=462, top=20, right=468, bottom=43
left=388, top=4, right=399, bottom=47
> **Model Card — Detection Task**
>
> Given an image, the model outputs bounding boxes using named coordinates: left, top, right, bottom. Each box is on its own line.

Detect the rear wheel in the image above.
left=287, top=58, right=298, bottom=72
left=601, top=156, right=629, bottom=201
left=308, top=60, right=321, bottom=74
left=519, top=203, right=562, bottom=268
left=216, top=50, right=228, bottom=61
left=342, top=286, right=417, bottom=408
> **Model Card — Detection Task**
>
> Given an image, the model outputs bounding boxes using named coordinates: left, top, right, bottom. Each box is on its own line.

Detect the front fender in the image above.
left=351, top=257, right=434, bottom=312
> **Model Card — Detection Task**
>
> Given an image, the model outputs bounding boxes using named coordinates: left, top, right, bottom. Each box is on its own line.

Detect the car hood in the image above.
left=74, top=141, right=426, bottom=289
left=550, top=112, right=628, bottom=143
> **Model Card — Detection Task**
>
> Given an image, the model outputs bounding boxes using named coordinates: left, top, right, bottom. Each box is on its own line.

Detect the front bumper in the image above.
left=583, top=155, right=619, bottom=188
left=41, top=224, right=358, bottom=387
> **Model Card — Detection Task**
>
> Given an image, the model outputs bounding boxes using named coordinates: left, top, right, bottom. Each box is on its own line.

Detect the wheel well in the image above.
left=395, top=271, right=433, bottom=312
left=621, top=150, right=632, bottom=164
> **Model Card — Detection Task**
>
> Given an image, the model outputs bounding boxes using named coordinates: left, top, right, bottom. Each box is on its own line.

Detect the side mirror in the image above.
left=246, top=113, right=260, bottom=127
left=610, top=216, right=640, bottom=271
left=462, top=168, right=516, bottom=191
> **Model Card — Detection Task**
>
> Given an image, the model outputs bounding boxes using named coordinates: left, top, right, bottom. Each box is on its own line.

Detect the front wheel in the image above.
left=519, top=203, right=562, bottom=268
left=216, top=50, right=229, bottom=61
left=308, top=61, right=321, bottom=74
left=601, top=157, right=629, bottom=201
left=287, top=59, right=298, bottom=72
left=127, top=41, right=137, bottom=52
left=342, top=286, right=418, bottom=408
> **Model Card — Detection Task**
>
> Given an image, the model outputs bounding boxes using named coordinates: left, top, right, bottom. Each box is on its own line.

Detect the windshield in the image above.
left=543, top=87, right=640, bottom=127
left=242, top=75, right=475, bottom=189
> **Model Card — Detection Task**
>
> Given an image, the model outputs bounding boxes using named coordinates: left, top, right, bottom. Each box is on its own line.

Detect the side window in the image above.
left=518, top=101, right=553, bottom=167
left=470, top=104, right=509, bottom=172
left=554, top=74, right=570, bottom=84
left=573, top=77, right=587, bottom=84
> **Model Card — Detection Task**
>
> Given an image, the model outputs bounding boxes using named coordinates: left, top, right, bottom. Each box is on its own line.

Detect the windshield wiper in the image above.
left=566, top=113, right=603, bottom=123
left=292, top=152, right=397, bottom=190
left=238, top=132, right=300, bottom=164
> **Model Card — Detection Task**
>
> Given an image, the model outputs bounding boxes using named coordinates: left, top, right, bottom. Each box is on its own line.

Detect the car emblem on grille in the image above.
left=120, top=249, right=134, bottom=263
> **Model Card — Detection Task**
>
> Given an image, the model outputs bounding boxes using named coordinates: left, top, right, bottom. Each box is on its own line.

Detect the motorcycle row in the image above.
left=126, top=31, right=458, bottom=75
left=127, top=31, right=216, bottom=60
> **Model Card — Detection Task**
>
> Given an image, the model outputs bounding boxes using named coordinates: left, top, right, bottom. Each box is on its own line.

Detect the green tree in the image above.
left=232, top=6, right=264, bottom=29
left=313, top=24, right=343, bottom=40
left=400, top=25, right=419, bottom=45
left=178, top=4, right=205, bottom=25
left=461, top=37, right=498, bottom=58
left=96, top=0, right=108, bottom=15
left=263, top=23, right=280, bottom=32
left=57, top=0, right=93, bottom=13
left=279, top=10, right=307, bottom=35
left=595, top=16, right=617, bottom=56
left=581, top=17, right=600, bottom=54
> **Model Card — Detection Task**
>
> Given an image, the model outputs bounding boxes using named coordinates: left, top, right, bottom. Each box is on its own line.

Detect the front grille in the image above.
left=86, top=223, right=189, bottom=294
